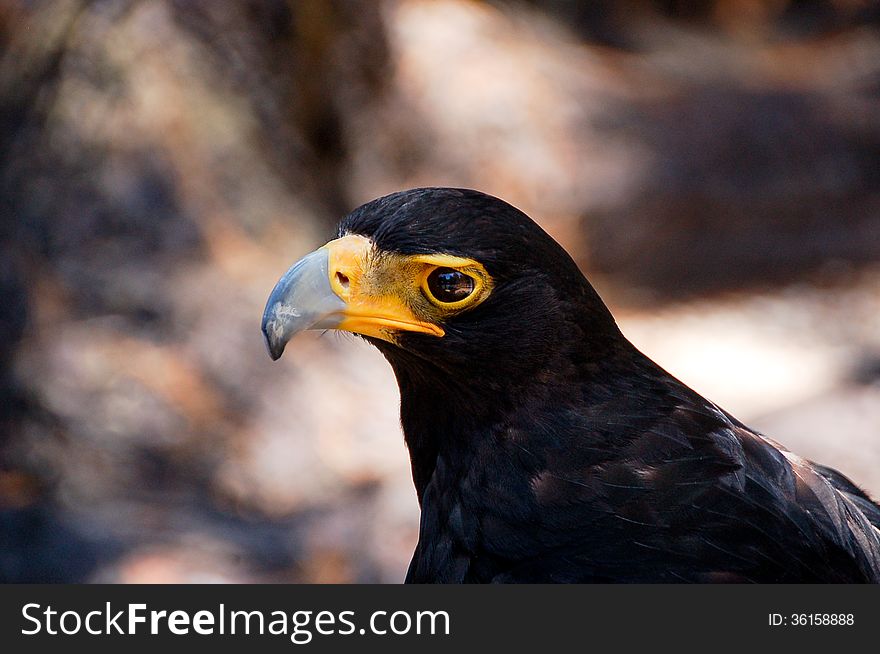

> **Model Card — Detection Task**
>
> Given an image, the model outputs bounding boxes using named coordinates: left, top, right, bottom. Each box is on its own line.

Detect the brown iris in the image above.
left=425, top=267, right=476, bottom=304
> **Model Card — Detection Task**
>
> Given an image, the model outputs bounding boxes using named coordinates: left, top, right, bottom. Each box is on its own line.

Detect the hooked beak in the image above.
left=261, top=235, right=444, bottom=360
left=261, top=246, right=345, bottom=360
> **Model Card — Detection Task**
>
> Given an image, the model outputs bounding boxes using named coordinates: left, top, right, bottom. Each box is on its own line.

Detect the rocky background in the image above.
left=1, top=0, right=878, bottom=582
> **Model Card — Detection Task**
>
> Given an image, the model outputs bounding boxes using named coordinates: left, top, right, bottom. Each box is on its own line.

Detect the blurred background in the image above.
left=1, top=0, right=879, bottom=583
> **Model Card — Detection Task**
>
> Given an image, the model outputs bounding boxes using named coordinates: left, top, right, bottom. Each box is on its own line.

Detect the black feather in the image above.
left=340, top=188, right=880, bottom=583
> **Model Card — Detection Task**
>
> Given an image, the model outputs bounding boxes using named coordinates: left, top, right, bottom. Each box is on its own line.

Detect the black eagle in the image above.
left=262, top=188, right=880, bottom=583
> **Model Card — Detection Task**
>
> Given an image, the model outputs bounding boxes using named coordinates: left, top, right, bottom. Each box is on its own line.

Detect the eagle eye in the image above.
left=425, top=267, right=476, bottom=304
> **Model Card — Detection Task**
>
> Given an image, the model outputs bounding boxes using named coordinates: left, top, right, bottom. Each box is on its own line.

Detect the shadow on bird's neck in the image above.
left=377, top=325, right=646, bottom=504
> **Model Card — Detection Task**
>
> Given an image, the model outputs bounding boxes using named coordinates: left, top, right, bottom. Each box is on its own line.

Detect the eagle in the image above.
left=261, top=187, right=880, bottom=583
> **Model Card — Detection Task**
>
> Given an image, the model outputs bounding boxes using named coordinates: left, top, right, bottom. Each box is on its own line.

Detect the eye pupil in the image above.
left=427, top=268, right=475, bottom=303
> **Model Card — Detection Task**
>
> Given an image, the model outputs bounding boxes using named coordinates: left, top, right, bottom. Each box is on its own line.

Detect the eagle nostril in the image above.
left=335, top=271, right=350, bottom=290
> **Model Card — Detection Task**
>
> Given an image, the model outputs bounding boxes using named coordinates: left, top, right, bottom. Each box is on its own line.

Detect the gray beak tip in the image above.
left=261, top=311, right=290, bottom=361
left=260, top=247, right=346, bottom=362
left=263, top=330, right=285, bottom=361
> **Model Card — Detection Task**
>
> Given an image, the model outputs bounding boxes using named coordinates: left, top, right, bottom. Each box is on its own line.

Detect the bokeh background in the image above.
left=1, top=0, right=879, bottom=583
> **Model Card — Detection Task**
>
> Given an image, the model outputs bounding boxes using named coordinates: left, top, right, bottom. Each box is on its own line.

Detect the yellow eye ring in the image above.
left=412, top=254, right=493, bottom=310
left=423, top=267, right=479, bottom=306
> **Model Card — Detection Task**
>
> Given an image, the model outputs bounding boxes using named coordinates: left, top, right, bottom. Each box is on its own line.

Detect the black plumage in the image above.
left=279, top=187, right=880, bottom=582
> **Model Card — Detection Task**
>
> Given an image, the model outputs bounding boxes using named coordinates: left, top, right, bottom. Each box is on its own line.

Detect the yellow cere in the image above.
left=321, top=235, right=493, bottom=343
